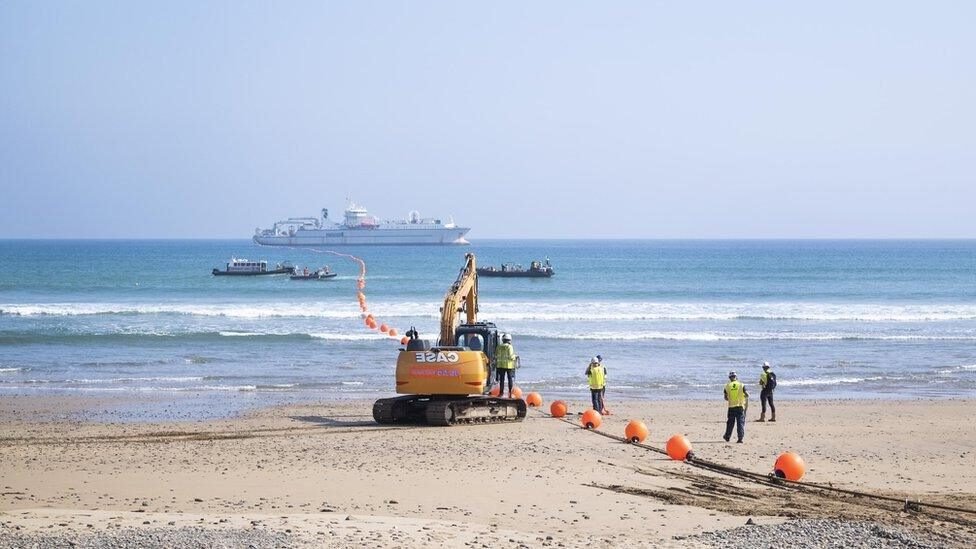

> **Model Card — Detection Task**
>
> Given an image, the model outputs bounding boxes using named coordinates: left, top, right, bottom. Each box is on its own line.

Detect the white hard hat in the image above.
left=762, top=361, right=770, bottom=368
left=502, top=333, right=511, bottom=342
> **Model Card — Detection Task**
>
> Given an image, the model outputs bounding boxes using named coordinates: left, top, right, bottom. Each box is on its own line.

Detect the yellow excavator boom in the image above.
left=439, top=252, right=478, bottom=346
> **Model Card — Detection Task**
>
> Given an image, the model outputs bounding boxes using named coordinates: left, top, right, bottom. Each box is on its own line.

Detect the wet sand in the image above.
left=1, top=396, right=975, bottom=547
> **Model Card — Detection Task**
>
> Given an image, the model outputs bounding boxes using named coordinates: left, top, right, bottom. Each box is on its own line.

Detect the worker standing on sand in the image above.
left=758, top=361, right=777, bottom=422
left=495, top=333, right=518, bottom=398
left=585, top=355, right=607, bottom=413
left=723, top=371, right=749, bottom=443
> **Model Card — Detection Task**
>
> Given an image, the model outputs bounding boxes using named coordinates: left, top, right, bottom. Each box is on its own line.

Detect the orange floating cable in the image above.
left=270, top=247, right=402, bottom=342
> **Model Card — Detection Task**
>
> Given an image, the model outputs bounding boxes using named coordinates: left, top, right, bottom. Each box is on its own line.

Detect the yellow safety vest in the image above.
left=496, top=343, right=516, bottom=370
left=759, top=371, right=769, bottom=388
left=725, top=380, right=746, bottom=408
left=588, top=364, right=606, bottom=390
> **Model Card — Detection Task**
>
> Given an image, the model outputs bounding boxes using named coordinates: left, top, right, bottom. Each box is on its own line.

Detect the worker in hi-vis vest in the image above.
left=758, top=361, right=777, bottom=422
left=723, top=371, right=749, bottom=443
left=585, top=355, right=607, bottom=413
left=495, top=333, right=518, bottom=398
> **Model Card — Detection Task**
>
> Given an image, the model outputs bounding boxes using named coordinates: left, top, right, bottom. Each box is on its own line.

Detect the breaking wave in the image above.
left=5, top=301, right=976, bottom=322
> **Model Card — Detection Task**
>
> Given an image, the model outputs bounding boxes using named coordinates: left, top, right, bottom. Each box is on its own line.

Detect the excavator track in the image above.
left=374, top=396, right=527, bottom=426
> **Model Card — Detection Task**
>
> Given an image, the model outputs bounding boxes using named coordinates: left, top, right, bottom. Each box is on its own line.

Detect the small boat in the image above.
left=212, top=258, right=295, bottom=276
left=477, top=258, right=554, bottom=278
left=290, top=266, right=338, bottom=280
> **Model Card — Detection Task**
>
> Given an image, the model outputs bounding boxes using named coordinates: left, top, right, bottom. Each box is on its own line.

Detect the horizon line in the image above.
left=3, top=237, right=976, bottom=242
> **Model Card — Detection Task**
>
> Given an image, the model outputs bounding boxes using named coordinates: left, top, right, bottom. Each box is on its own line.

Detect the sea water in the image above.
left=1, top=239, right=974, bottom=419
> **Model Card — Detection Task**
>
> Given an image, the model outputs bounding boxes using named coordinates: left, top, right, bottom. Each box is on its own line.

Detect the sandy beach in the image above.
left=1, top=396, right=975, bottom=548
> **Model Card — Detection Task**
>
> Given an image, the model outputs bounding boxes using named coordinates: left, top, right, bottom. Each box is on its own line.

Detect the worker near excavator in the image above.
left=585, top=355, right=607, bottom=413
left=723, top=371, right=749, bottom=443
left=495, top=333, right=518, bottom=398
left=758, top=361, right=777, bottom=422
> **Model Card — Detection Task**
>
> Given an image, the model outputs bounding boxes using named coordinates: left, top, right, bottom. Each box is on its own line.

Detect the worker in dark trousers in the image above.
left=495, top=333, right=518, bottom=398
left=585, top=355, right=607, bottom=413
left=723, top=371, right=749, bottom=443
left=758, top=361, right=777, bottom=422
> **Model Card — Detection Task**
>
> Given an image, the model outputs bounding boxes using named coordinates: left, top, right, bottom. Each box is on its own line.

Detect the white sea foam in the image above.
left=308, top=333, right=392, bottom=341
left=0, top=367, right=24, bottom=373
left=515, top=330, right=976, bottom=342
left=936, top=364, right=976, bottom=374
left=6, top=300, right=976, bottom=322
left=18, top=376, right=207, bottom=385
left=777, top=376, right=888, bottom=387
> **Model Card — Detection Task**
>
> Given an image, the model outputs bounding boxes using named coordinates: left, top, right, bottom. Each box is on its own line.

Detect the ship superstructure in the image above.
left=253, top=203, right=470, bottom=246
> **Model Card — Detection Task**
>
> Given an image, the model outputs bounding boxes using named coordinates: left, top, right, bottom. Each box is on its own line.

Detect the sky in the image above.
left=1, top=1, right=974, bottom=239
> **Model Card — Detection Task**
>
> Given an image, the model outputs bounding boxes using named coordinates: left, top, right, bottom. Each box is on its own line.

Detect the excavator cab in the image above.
left=453, top=322, right=500, bottom=393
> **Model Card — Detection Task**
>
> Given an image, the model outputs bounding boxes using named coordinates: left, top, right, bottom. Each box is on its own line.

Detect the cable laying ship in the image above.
left=253, top=203, right=470, bottom=246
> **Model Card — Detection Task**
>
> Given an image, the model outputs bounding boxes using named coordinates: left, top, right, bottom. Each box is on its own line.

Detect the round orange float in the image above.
left=379, top=323, right=389, bottom=333
left=400, top=336, right=409, bottom=345
left=624, top=420, right=649, bottom=443
left=511, top=387, right=523, bottom=399
left=581, top=409, right=602, bottom=429
left=388, top=328, right=398, bottom=337
left=550, top=400, right=567, bottom=418
left=774, top=451, right=806, bottom=481
left=525, top=392, right=543, bottom=407
left=665, top=434, right=693, bottom=461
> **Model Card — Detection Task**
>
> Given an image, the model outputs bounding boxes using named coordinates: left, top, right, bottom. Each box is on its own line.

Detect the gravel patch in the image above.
left=680, top=519, right=951, bottom=549
left=0, top=526, right=293, bottom=548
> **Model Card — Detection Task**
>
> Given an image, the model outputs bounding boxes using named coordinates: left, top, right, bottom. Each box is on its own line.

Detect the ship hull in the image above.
left=212, top=267, right=295, bottom=276
left=254, top=228, right=470, bottom=246
left=476, top=269, right=554, bottom=278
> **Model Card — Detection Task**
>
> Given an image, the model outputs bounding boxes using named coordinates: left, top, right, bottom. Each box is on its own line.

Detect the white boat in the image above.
left=212, top=258, right=295, bottom=276
left=253, top=203, right=470, bottom=246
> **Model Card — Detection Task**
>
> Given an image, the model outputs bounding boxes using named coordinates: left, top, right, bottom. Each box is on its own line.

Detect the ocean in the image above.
left=1, top=239, right=975, bottom=420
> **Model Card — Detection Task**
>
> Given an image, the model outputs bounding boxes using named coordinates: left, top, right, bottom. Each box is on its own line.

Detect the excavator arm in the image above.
left=439, top=252, right=478, bottom=346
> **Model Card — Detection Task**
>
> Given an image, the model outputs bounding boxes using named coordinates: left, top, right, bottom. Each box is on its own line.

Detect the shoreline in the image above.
left=2, top=396, right=975, bottom=547
left=2, top=391, right=974, bottom=426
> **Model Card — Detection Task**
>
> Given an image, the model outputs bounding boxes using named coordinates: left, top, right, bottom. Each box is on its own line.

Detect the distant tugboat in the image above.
left=212, top=258, right=295, bottom=276
left=477, top=258, right=555, bottom=278
left=290, top=266, right=338, bottom=280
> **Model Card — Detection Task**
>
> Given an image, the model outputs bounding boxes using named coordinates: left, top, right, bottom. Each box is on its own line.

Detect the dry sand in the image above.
left=1, top=396, right=975, bottom=547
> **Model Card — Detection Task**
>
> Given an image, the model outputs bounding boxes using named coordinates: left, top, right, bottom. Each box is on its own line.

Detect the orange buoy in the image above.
left=550, top=400, right=567, bottom=418
left=364, top=317, right=373, bottom=327
left=400, top=336, right=409, bottom=345
left=367, top=320, right=377, bottom=329
left=488, top=385, right=501, bottom=397
left=581, top=409, right=602, bottom=429
left=665, top=434, right=693, bottom=461
left=511, top=386, right=523, bottom=399
left=774, top=452, right=806, bottom=481
left=624, top=420, right=649, bottom=443
left=388, top=328, right=398, bottom=337
left=525, top=392, right=543, bottom=407
left=379, top=323, right=389, bottom=333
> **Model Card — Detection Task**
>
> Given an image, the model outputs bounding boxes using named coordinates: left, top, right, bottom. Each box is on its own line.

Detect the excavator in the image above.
left=372, top=253, right=527, bottom=426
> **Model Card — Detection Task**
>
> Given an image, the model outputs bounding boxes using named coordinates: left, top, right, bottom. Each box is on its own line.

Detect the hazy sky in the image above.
left=1, top=2, right=973, bottom=238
